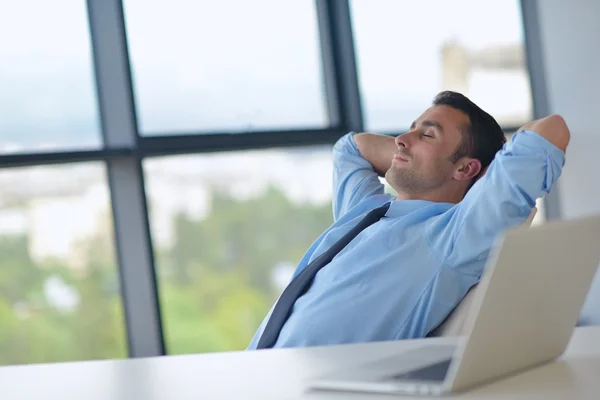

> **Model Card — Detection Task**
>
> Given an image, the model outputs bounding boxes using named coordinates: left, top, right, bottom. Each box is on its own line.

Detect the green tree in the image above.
left=0, top=184, right=334, bottom=363
left=0, top=212, right=126, bottom=366
left=0, top=236, right=44, bottom=303
left=161, top=184, right=333, bottom=354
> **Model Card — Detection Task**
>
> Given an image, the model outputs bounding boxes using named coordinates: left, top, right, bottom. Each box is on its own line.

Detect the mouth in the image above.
left=393, top=152, right=410, bottom=162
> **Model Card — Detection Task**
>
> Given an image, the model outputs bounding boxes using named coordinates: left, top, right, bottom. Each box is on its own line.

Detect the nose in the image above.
left=395, top=132, right=409, bottom=149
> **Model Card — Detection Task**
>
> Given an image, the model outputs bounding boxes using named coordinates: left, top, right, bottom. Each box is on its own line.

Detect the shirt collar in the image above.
left=384, top=198, right=453, bottom=218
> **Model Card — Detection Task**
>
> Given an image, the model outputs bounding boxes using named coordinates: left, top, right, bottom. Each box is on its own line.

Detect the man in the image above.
left=248, top=91, right=569, bottom=350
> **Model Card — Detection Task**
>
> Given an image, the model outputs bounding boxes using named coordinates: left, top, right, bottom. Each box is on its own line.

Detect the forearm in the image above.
left=353, top=133, right=397, bottom=177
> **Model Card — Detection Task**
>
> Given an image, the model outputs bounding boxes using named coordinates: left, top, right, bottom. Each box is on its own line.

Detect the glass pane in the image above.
left=144, top=147, right=333, bottom=353
left=351, top=0, right=531, bottom=132
left=0, top=1, right=101, bottom=153
left=124, top=0, right=327, bottom=134
left=0, top=164, right=126, bottom=365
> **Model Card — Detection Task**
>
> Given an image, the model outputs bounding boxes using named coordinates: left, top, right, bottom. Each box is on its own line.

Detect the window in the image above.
left=124, top=0, right=328, bottom=134
left=0, top=1, right=101, bottom=153
left=351, top=0, right=531, bottom=132
left=144, top=147, right=333, bottom=353
left=0, top=164, right=126, bottom=366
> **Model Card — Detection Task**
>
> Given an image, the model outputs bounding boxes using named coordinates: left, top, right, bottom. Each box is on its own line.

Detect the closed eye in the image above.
left=422, top=133, right=434, bottom=138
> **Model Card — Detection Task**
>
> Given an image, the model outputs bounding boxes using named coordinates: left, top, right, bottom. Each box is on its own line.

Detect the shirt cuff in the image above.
left=509, top=129, right=566, bottom=167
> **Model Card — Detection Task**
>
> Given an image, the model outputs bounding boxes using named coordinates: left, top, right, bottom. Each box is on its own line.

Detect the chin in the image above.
left=384, top=172, right=401, bottom=190
left=384, top=169, right=395, bottom=184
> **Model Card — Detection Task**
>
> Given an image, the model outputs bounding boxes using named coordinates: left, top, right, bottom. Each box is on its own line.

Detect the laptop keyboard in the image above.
left=388, top=358, right=452, bottom=382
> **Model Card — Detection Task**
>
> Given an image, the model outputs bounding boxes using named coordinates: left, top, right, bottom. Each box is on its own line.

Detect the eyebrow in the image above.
left=410, top=120, right=444, bottom=133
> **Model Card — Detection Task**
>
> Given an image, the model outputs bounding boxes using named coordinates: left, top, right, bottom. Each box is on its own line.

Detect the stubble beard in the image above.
left=385, top=162, right=448, bottom=195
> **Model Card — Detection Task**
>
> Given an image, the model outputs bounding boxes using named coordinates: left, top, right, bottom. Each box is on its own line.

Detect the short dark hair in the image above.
left=433, top=91, right=506, bottom=174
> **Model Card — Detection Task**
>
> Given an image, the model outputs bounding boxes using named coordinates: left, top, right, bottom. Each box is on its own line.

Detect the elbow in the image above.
left=547, top=114, right=571, bottom=153
left=520, top=114, right=571, bottom=153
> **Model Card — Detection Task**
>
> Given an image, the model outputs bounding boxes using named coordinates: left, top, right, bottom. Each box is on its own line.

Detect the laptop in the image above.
left=309, top=214, right=600, bottom=396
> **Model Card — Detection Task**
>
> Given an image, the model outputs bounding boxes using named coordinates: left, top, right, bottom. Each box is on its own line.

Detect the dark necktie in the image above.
left=256, top=202, right=391, bottom=349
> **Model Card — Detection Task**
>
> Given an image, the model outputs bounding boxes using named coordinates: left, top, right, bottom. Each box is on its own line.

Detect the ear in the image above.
left=453, top=158, right=481, bottom=182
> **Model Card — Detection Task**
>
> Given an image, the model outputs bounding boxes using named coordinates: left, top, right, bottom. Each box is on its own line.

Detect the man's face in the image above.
left=385, top=105, right=470, bottom=196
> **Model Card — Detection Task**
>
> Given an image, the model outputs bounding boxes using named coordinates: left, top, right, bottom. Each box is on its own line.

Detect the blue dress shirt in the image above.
left=247, top=130, right=565, bottom=349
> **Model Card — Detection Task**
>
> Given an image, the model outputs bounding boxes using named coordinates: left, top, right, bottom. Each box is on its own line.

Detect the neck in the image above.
left=395, top=185, right=466, bottom=204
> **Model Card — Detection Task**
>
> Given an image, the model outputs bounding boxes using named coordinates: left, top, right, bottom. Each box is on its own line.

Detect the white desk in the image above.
left=1, top=327, right=599, bottom=399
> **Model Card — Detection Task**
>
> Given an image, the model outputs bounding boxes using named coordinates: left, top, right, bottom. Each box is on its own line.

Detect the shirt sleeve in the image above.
left=332, top=132, right=385, bottom=221
left=426, top=130, right=566, bottom=272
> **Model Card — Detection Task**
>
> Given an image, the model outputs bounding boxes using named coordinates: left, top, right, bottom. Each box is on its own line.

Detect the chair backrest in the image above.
left=427, top=207, right=538, bottom=337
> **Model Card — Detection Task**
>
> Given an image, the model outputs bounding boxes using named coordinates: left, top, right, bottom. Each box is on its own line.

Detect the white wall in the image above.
left=535, top=0, right=600, bottom=324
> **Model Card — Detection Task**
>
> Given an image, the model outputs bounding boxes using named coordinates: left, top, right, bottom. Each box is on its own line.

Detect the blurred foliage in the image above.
left=0, top=185, right=332, bottom=365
